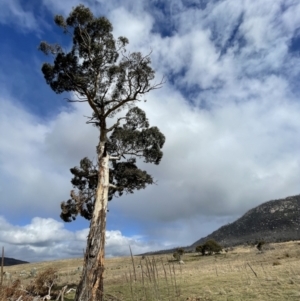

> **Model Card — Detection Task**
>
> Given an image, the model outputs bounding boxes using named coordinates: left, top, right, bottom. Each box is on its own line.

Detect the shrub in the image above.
left=1, top=268, right=59, bottom=300
left=177, top=248, right=184, bottom=256
left=205, top=240, right=223, bottom=254
left=1, top=279, right=22, bottom=300
left=26, top=267, right=58, bottom=297
left=256, top=240, right=265, bottom=251
left=195, top=245, right=203, bottom=254
left=173, top=248, right=185, bottom=261
left=197, top=240, right=223, bottom=255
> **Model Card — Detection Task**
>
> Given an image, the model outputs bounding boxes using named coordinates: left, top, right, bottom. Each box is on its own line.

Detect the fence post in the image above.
left=0, top=246, right=4, bottom=286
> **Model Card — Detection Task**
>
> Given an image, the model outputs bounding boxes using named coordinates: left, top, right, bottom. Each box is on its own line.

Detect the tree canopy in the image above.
left=39, top=5, right=165, bottom=224
left=196, top=240, right=223, bottom=255
left=39, top=5, right=163, bottom=120
left=60, top=107, right=165, bottom=222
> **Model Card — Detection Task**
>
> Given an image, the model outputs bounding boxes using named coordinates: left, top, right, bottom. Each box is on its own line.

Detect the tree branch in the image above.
left=109, top=156, right=121, bottom=161
left=109, top=184, right=118, bottom=189
left=65, top=98, right=87, bottom=103
left=106, top=117, right=127, bottom=132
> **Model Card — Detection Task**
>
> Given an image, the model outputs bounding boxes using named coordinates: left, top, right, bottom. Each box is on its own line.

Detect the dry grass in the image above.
left=1, top=241, right=300, bottom=300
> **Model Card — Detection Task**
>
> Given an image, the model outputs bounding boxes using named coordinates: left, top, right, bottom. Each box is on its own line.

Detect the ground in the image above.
left=1, top=241, right=300, bottom=300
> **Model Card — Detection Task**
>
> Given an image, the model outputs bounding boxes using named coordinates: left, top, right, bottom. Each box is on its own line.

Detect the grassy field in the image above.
left=1, top=241, right=300, bottom=300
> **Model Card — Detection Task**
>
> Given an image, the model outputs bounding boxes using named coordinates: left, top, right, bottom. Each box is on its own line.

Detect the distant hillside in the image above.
left=1, top=257, right=29, bottom=266
left=191, top=194, right=300, bottom=248
left=140, top=194, right=300, bottom=256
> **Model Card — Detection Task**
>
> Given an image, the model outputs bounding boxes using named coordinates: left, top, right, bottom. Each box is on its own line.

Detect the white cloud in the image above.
left=44, top=103, right=99, bottom=168
left=0, top=217, right=68, bottom=245
left=41, top=0, right=84, bottom=15
left=0, top=0, right=39, bottom=31
left=108, top=7, right=154, bottom=49
left=0, top=217, right=162, bottom=262
left=0, top=96, right=98, bottom=220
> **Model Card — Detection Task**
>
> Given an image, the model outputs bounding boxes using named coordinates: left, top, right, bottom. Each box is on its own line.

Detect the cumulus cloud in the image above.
left=0, top=95, right=98, bottom=220
left=112, top=82, right=300, bottom=221
left=0, top=217, right=157, bottom=262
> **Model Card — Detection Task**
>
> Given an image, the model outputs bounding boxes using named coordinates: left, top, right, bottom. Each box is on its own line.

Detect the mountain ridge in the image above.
left=1, top=257, right=29, bottom=266
left=140, top=194, right=300, bottom=255
left=191, top=194, right=300, bottom=248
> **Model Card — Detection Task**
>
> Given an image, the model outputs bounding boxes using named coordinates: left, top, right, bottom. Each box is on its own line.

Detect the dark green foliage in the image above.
left=60, top=157, right=155, bottom=222
left=205, top=239, right=223, bottom=254
left=107, top=107, right=165, bottom=165
left=39, top=5, right=123, bottom=96
left=196, top=240, right=223, bottom=255
left=172, top=248, right=184, bottom=261
left=109, top=158, right=153, bottom=198
left=195, top=245, right=203, bottom=254
left=60, top=157, right=96, bottom=222
left=40, top=5, right=165, bottom=224
left=60, top=107, right=165, bottom=222
left=176, top=248, right=185, bottom=256
left=39, top=5, right=160, bottom=119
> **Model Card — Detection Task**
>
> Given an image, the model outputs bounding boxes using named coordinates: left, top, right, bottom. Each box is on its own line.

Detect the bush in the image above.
left=0, top=268, right=59, bottom=300
left=195, top=245, right=203, bottom=254
left=26, top=267, right=58, bottom=297
left=177, top=248, right=184, bottom=256
left=196, top=240, right=222, bottom=255
left=173, top=248, right=185, bottom=261
left=256, top=240, right=265, bottom=251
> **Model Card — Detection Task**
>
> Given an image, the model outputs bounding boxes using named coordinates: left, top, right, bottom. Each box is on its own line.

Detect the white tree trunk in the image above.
left=74, top=144, right=109, bottom=301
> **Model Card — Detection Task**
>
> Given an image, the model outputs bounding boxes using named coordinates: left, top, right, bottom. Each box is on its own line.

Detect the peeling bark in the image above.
left=74, top=140, right=109, bottom=301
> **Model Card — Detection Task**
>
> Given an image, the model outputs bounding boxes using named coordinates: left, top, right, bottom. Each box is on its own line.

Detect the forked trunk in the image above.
left=74, top=141, right=109, bottom=301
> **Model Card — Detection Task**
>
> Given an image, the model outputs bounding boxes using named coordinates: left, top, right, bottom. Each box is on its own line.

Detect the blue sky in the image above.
left=1, top=0, right=300, bottom=262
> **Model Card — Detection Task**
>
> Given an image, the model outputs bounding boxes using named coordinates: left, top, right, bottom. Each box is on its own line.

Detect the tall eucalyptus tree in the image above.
left=39, top=5, right=165, bottom=301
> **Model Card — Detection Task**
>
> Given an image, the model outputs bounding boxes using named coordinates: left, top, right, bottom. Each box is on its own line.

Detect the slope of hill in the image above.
left=140, top=194, right=300, bottom=256
left=191, top=194, right=300, bottom=248
left=2, top=257, right=29, bottom=266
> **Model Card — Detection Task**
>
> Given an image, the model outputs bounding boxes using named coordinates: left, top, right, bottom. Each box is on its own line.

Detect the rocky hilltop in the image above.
left=191, top=194, right=300, bottom=248
left=140, top=194, right=300, bottom=256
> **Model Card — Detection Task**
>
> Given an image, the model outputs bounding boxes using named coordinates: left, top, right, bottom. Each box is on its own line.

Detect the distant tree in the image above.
left=177, top=248, right=184, bottom=261
left=39, top=5, right=165, bottom=301
left=204, top=240, right=223, bottom=255
left=197, top=240, right=222, bottom=255
left=195, top=245, right=204, bottom=255
left=173, top=248, right=185, bottom=261
left=173, top=252, right=179, bottom=260
left=256, top=240, right=265, bottom=251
